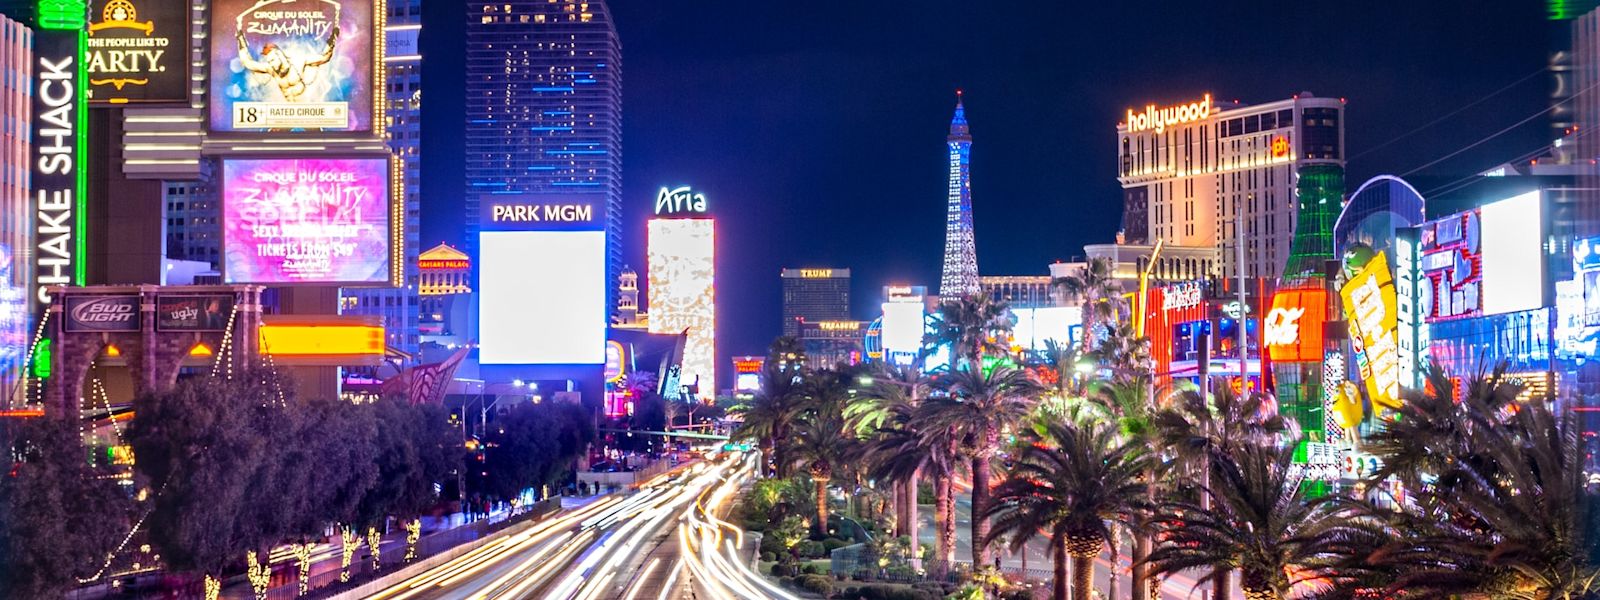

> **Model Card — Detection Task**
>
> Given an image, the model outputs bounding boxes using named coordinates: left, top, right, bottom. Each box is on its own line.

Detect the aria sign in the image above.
left=1125, top=94, right=1212, bottom=134
left=653, top=186, right=708, bottom=217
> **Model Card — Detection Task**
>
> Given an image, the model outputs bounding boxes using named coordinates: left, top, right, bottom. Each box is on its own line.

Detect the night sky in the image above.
left=421, top=1, right=1552, bottom=369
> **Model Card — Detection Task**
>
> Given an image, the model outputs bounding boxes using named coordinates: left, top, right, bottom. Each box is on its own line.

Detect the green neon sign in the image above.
left=32, top=339, right=52, bottom=379
left=37, top=0, right=86, bottom=31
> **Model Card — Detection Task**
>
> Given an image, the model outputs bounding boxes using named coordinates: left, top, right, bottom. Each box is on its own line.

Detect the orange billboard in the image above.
left=1264, top=288, right=1326, bottom=363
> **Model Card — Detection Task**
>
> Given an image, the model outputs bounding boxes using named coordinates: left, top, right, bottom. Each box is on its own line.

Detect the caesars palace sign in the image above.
left=1125, top=94, right=1213, bottom=134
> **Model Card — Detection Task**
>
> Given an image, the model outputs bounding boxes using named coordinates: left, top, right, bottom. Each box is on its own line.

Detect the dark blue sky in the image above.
left=422, top=1, right=1552, bottom=363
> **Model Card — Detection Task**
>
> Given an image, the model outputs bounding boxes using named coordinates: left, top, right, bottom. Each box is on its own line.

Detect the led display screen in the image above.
left=222, top=158, right=391, bottom=284
left=647, top=219, right=715, bottom=401
left=1011, top=307, right=1081, bottom=354
left=1479, top=191, right=1544, bottom=316
left=209, top=0, right=374, bottom=132
left=1264, top=288, right=1326, bottom=363
left=478, top=231, right=605, bottom=365
left=87, top=0, right=190, bottom=104
left=881, top=302, right=924, bottom=359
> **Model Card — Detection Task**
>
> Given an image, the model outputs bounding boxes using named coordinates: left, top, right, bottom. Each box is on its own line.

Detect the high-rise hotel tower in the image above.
left=464, top=0, right=623, bottom=309
left=1116, top=93, right=1345, bottom=280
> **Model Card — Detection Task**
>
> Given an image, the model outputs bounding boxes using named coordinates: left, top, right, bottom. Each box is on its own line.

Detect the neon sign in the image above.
left=1264, top=288, right=1326, bottom=363
left=1271, top=135, right=1289, bottom=157
left=799, top=269, right=835, bottom=278
left=1161, top=282, right=1203, bottom=311
left=1125, top=94, right=1212, bottom=134
left=33, top=4, right=88, bottom=304
left=1341, top=252, right=1400, bottom=411
left=654, top=186, right=707, bottom=216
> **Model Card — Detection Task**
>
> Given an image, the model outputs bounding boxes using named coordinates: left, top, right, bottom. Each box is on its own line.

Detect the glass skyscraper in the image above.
left=342, top=0, right=424, bottom=360
left=464, top=0, right=623, bottom=310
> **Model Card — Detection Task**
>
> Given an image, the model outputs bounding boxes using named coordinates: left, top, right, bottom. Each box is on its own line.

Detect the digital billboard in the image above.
left=478, top=231, right=606, bottom=365
left=156, top=295, right=235, bottom=331
left=647, top=219, right=715, bottom=401
left=209, top=0, right=375, bottom=133
left=1011, top=307, right=1081, bottom=354
left=1555, top=236, right=1600, bottom=359
left=881, top=301, right=924, bottom=363
left=1419, top=191, right=1546, bottom=323
left=1479, top=191, right=1545, bottom=316
left=86, top=0, right=190, bottom=105
left=1341, top=252, right=1400, bottom=411
left=221, top=157, right=391, bottom=285
left=1264, top=288, right=1326, bottom=363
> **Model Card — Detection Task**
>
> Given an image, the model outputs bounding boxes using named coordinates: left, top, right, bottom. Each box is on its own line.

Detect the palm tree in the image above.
left=985, top=419, right=1153, bottom=600
left=846, top=364, right=931, bottom=542
left=918, top=364, right=1044, bottom=569
left=1088, top=374, right=1166, bottom=600
left=925, top=292, right=1012, bottom=368
left=786, top=370, right=855, bottom=537
left=1344, top=368, right=1600, bottom=598
left=1088, top=321, right=1152, bottom=384
left=732, top=338, right=808, bottom=477
left=1052, top=257, right=1122, bottom=352
left=1145, top=442, right=1358, bottom=600
left=1152, top=385, right=1292, bottom=600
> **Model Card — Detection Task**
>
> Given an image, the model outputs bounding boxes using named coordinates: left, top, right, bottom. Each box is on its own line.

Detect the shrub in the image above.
left=822, top=537, right=850, bottom=552
left=795, top=574, right=833, bottom=596
left=799, top=540, right=827, bottom=558
left=801, top=562, right=822, bottom=575
left=760, top=551, right=776, bottom=562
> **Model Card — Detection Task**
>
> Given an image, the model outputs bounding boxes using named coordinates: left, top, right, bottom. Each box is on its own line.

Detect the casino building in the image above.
left=1117, top=92, right=1346, bottom=280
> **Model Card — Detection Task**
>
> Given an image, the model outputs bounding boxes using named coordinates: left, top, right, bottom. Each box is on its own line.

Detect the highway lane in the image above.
left=361, top=457, right=740, bottom=600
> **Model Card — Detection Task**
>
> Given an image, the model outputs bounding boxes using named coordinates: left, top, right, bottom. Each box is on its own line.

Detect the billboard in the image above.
left=64, top=296, right=140, bottom=333
left=258, top=316, right=383, bottom=366
left=1011, top=307, right=1081, bottom=354
left=1264, top=288, right=1326, bottom=363
left=33, top=28, right=85, bottom=305
left=1419, top=191, right=1546, bottom=323
left=221, top=157, right=391, bottom=285
left=86, top=0, right=190, bottom=104
left=1557, top=236, right=1600, bottom=359
left=478, top=231, right=606, bottom=365
left=881, top=301, right=924, bottom=360
left=1341, top=252, right=1400, bottom=411
left=156, top=295, right=235, bottom=331
left=647, top=219, right=715, bottom=401
left=209, top=0, right=375, bottom=133
left=1479, top=191, right=1545, bottom=316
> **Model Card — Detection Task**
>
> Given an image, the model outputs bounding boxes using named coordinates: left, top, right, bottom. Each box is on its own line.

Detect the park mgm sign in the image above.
left=35, top=0, right=90, bottom=306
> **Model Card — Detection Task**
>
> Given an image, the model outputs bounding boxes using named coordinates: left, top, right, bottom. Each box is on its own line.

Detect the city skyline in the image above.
left=421, top=0, right=1550, bottom=359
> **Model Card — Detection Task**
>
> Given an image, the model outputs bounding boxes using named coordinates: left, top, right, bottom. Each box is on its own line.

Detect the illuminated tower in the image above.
left=940, top=91, right=980, bottom=297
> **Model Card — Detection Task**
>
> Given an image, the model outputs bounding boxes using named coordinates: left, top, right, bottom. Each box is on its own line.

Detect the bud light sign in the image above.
left=64, top=296, right=141, bottom=332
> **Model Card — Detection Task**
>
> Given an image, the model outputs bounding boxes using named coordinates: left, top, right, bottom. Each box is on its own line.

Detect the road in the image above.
left=360, top=452, right=780, bottom=600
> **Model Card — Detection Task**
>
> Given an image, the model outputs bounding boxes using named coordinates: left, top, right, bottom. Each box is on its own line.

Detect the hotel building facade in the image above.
left=1116, top=93, right=1346, bottom=280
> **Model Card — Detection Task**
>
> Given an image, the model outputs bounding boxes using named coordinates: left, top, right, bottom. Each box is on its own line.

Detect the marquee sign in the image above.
left=653, top=186, right=707, bottom=217
left=1341, top=252, right=1400, bottom=411
left=33, top=1, right=88, bottom=305
left=1161, top=282, right=1203, bottom=311
left=1124, top=94, right=1212, bottom=134
left=87, top=0, right=190, bottom=104
left=1264, top=288, right=1326, bottom=363
left=479, top=194, right=604, bottom=232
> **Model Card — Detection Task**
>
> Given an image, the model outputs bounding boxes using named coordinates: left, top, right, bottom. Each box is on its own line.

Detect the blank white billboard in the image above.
left=1012, top=306, right=1082, bottom=353
left=1480, top=191, right=1544, bottom=316
left=881, top=302, right=925, bottom=356
left=478, top=231, right=606, bottom=364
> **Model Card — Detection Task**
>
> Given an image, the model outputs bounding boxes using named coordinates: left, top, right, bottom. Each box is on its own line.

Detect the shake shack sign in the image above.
left=86, top=0, right=190, bottom=104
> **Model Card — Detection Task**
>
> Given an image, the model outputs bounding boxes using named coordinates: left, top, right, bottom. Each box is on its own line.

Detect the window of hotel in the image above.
left=1244, top=115, right=1259, bottom=134
left=1260, top=112, right=1276, bottom=130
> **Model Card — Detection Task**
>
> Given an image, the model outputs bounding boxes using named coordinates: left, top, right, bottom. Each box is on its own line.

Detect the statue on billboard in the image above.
left=235, top=15, right=340, bottom=102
